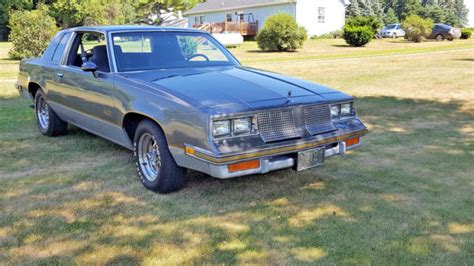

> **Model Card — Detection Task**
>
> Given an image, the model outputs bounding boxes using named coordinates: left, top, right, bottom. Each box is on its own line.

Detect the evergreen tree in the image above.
left=347, top=0, right=362, bottom=17
left=384, top=8, right=399, bottom=24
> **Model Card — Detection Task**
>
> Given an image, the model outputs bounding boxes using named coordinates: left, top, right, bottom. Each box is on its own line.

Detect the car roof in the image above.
left=63, top=25, right=206, bottom=34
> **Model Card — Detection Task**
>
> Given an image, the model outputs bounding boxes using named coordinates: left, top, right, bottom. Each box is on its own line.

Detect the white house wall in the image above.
left=187, top=0, right=347, bottom=36
left=187, top=3, right=296, bottom=30
left=468, top=0, right=474, bottom=27
left=296, top=0, right=346, bottom=36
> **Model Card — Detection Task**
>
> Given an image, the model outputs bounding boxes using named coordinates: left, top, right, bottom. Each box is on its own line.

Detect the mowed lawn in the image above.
left=1, top=38, right=473, bottom=264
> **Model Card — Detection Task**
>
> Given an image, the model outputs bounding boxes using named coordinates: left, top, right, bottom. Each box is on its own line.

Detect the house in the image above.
left=185, top=0, right=350, bottom=37
left=468, top=0, right=474, bottom=27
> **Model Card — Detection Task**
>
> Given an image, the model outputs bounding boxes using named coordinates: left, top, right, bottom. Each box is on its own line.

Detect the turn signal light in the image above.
left=228, top=160, right=260, bottom=173
left=185, top=147, right=196, bottom=155
left=345, top=137, right=360, bottom=147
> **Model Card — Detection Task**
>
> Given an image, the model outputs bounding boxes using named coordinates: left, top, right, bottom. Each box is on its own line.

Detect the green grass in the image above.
left=1, top=39, right=473, bottom=264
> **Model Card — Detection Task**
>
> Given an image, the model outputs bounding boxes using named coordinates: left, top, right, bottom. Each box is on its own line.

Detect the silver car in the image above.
left=380, top=24, right=405, bottom=38
left=16, top=26, right=368, bottom=193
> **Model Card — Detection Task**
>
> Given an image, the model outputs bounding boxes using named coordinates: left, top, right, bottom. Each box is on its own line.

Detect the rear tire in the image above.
left=436, top=34, right=444, bottom=41
left=133, top=119, right=187, bottom=193
left=34, top=90, right=68, bottom=137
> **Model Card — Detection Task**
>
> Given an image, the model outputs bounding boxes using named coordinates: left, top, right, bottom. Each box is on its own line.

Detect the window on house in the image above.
left=194, top=16, right=205, bottom=24
left=226, top=13, right=232, bottom=22
left=318, top=7, right=325, bottom=23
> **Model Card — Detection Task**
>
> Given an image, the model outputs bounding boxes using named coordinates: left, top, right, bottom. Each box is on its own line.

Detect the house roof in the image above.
left=185, top=0, right=297, bottom=15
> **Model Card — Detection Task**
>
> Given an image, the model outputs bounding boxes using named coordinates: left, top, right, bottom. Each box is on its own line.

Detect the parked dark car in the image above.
left=16, top=26, right=368, bottom=193
left=429, top=23, right=461, bottom=41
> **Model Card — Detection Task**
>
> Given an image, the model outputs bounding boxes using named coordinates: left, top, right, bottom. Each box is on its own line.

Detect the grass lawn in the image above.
left=1, top=38, right=473, bottom=264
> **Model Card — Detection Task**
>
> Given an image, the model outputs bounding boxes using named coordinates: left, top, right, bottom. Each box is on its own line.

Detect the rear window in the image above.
left=51, top=32, right=71, bottom=64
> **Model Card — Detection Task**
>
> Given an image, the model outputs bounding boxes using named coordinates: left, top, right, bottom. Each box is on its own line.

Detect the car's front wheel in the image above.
left=436, top=34, right=444, bottom=41
left=34, top=90, right=68, bottom=137
left=133, top=119, right=187, bottom=193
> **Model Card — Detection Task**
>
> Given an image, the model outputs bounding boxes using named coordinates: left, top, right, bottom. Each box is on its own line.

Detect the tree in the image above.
left=384, top=8, right=399, bottom=24
left=8, top=4, right=58, bottom=59
left=347, top=0, right=362, bottom=17
left=50, top=0, right=137, bottom=28
left=0, top=0, right=32, bottom=26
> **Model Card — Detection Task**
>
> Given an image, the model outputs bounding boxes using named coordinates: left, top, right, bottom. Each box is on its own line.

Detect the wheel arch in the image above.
left=122, top=112, right=169, bottom=145
left=28, top=82, right=42, bottom=99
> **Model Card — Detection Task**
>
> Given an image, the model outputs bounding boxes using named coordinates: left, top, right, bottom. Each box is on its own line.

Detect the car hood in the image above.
left=124, top=66, right=351, bottom=113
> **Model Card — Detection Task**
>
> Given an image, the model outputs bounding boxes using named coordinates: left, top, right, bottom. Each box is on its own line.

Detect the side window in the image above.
left=66, top=32, right=110, bottom=72
left=51, top=32, right=71, bottom=64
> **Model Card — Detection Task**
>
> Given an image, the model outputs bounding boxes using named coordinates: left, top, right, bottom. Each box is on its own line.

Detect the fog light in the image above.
left=228, top=160, right=260, bottom=173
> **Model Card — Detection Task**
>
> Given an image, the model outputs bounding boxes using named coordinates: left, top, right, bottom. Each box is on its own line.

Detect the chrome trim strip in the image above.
left=185, top=129, right=368, bottom=164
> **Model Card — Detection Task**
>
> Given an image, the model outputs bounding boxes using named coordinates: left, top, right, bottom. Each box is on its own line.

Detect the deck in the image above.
left=193, top=21, right=258, bottom=36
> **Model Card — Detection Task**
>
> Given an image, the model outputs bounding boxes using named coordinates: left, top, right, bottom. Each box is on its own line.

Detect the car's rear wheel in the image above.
left=392, top=33, right=397, bottom=39
left=436, top=34, right=444, bottom=41
left=133, top=119, right=187, bottom=193
left=35, top=90, right=68, bottom=137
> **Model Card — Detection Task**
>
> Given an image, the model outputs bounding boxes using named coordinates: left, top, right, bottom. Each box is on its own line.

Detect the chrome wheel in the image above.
left=37, top=97, right=49, bottom=130
left=137, top=133, right=161, bottom=182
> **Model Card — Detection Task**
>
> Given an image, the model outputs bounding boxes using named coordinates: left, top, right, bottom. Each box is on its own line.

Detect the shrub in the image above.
left=343, top=25, right=373, bottom=46
left=310, top=30, right=343, bottom=39
left=461, top=29, right=472, bottom=39
left=257, top=13, right=307, bottom=51
left=401, top=15, right=433, bottom=43
left=345, top=16, right=382, bottom=36
left=8, top=5, right=58, bottom=60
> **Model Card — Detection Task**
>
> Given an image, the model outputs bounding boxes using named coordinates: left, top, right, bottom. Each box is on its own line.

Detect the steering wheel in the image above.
left=187, top=54, right=210, bottom=62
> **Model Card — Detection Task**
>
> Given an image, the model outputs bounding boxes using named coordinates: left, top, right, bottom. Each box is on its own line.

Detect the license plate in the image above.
left=297, top=148, right=325, bottom=171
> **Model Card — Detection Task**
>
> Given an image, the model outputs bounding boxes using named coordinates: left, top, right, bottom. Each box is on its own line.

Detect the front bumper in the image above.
left=205, top=139, right=362, bottom=178
left=182, top=120, right=368, bottom=179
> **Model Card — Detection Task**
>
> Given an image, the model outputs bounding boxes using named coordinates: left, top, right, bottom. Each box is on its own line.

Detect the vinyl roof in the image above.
left=64, top=25, right=204, bottom=33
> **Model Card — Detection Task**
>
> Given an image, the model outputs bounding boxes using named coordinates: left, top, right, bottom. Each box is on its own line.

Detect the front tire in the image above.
left=34, top=90, right=68, bottom=137
left=436, top=34, right=444, bottom=41
left=133, top=119, right=187, bottom=193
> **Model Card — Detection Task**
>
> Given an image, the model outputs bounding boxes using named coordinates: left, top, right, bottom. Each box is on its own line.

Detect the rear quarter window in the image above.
left=51, top=32, right=72, bottom=64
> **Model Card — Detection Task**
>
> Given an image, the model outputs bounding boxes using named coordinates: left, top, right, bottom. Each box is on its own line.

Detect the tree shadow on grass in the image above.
left=1, top=96, right=473, bottom=264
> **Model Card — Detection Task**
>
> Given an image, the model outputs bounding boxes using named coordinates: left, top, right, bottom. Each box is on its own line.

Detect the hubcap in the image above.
left=138, top=133, right=161, bottom=182
left=37, top=97, right=49, bottom=129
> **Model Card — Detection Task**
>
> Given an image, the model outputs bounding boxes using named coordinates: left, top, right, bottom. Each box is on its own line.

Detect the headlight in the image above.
left=341, top=103, right=353, bottom=116
left=213, top=120, right=231, bottom=137
left=233, top=117, right=251, bottom=134
left=331, top=102, right=355, bottom=120
left=330, top=105, right=340, bottom=119
left=212, top=116, right=257, bottom=139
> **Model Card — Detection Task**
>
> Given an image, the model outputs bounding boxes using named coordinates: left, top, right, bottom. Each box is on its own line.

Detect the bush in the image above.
left=461, top=29, right=472, bottom=39
left=310, top=30, right=343, bottom=39
left=345, top=16, right=382, bottom=36
left=401, top=15, right=433, bottom=43
left=257, top=13, right=307, bottom=51
left=343, top=25, right=373, bottom=47
left=8, top=5, right=58, bottom=60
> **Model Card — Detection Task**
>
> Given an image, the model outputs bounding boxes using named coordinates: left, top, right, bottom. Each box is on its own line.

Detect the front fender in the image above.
left=113, top=75, right=211, bottom=153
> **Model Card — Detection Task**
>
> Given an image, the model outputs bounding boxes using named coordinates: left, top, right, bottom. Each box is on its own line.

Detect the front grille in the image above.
left=257, top=109, right=300, bottom=142
left=304, top=104, right=337, bottom=135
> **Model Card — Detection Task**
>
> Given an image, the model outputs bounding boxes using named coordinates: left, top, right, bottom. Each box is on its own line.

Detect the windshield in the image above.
left=112, top=31, right=239, bottom=72
left=384, top=24, right=397, bottom=30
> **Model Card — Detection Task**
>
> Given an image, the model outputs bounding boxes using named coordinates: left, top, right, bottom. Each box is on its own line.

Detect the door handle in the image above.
left=56, top=73, right=64, bottom=78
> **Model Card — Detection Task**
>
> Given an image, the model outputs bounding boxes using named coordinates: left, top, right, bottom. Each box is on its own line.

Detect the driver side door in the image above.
left=48, top=31, right=127, bottom=145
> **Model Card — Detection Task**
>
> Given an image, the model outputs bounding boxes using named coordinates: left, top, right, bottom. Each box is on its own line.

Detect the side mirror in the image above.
left=81, top=62, right=98, bottom=78
left=81, top=62, right=97, bottom=72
